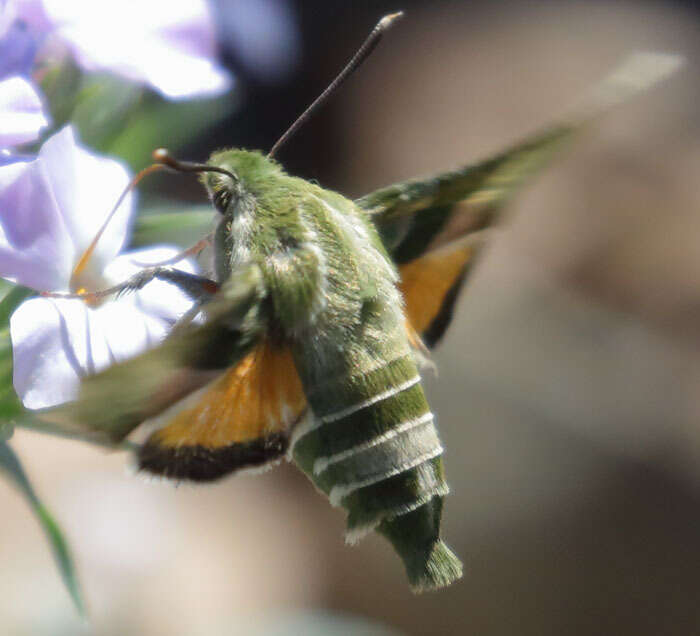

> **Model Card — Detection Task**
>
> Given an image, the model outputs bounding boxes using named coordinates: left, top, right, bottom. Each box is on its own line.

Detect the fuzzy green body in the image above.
left=205, top=150, right=462, bottom=590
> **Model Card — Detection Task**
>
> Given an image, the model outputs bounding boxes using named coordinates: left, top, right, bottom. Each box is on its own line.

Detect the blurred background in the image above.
left=3, top=0, right=700, bottom=634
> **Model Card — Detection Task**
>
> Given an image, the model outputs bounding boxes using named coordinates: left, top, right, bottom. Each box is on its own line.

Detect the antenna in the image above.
left=268, top=11, right=404, bottom=159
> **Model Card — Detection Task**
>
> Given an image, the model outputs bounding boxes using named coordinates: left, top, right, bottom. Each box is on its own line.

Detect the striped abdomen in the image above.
left=291, top=351, right=462, bottom=591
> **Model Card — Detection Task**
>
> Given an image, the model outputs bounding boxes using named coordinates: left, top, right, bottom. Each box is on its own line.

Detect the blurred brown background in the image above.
left=4, top=1, right=700, bottom=634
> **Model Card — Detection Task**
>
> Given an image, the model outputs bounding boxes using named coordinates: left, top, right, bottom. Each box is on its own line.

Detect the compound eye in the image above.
left=213, top=188, right=231, bottom=213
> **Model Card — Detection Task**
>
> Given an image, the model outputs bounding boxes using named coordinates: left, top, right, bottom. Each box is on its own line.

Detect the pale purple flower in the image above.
left=217, top=0, right=300, bottom=83
left=1, top=0, right=231, bottom=99
left=0, top=75, right=48, bottom=149
left=0, top=0, right=45, bottom=79
left=0, top=126, right=197, bottom=409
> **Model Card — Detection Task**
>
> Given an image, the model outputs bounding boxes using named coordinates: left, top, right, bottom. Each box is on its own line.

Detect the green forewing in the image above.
left=357, top=126, right=571, bottom=263
left=358, top=52, right=683, bottom=346
left=360, top=52, right=683, bottom=265
left=356, top=125, right=572, bottom=349
left=40, top=264, right=266, bottom=443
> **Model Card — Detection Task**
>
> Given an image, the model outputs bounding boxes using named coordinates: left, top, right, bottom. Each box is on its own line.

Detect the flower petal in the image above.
left=0, top=22, right=37, bottom=81
left=11, top=294, right=170, bottom=410
left=0, top=155, right=75, bottom=290
left=0, top=149, right=34, bottom=167
left=78, top=296, right=168, bottom=371
left=11, top=296, right=84, bottom=409
left=1, top=0, right=52, bottom=38
left=217, top=0, right=300, bottom=83
left=115, top=42, right=231, bottom=100
left=0, top=0, right=52, bottom=79
left=38, top=126, right=134, bottom=275
left=42, top=0, right=231, bottom=99
left=0, top=76, right=49, bottom=147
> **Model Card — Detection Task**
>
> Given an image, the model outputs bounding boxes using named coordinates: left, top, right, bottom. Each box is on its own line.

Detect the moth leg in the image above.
left=113, top=267, right=220, bottom=302
left=42, top=267, right=220, bottom=305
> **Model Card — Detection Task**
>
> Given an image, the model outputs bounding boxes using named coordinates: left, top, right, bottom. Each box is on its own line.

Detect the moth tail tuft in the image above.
left=376, top=495, right=463, bottom=593
left=408, top=540, right=463, bottom=593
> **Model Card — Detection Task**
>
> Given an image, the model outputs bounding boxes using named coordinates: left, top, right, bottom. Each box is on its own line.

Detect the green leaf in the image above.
left=0, top=443, right=84, bottom=615
left=39, top=59, right=83, bottom=134
left=0, top=278, right=14, bottom=297
left=0, top=284, right=33, bottom=327
left=69, top=74, right=144, bottom=151
left=0, top=420, right=13, bottom=442
left=0, top=283, right=33, bottom=420
left=102, top=91, right=241, bottom=168
left=131, top=208, right=215, bottom=248
left=0, top=329, right=22, bottom=420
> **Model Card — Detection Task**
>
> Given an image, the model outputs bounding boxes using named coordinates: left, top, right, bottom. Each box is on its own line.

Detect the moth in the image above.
left=41, top=14, right=681, bottom=592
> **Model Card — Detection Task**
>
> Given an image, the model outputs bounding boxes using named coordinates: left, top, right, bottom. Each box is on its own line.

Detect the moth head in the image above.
left=200, top=161, right=240, bottom=216
left=151, top=148, right=240, bottom=216
left=203, top=149, right=283, bottom=214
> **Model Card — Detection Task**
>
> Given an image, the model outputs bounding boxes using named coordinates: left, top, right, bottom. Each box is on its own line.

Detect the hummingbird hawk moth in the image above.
left=41, top=13, right=682, bottom=592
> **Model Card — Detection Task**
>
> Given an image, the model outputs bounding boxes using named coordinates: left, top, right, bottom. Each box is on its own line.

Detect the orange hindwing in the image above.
left=399, top=238, right=475, bottom=347
left=138, top=340, right=306, bottom=481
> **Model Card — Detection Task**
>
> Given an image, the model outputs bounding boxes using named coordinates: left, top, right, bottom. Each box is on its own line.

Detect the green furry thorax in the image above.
left=201, top=147, right=389, bottom=267
left=200, top=147, right=399, bottom=340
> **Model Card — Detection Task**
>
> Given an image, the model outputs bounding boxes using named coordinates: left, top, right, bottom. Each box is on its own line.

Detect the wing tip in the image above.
left=572, top=51, right=685, bottom=120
